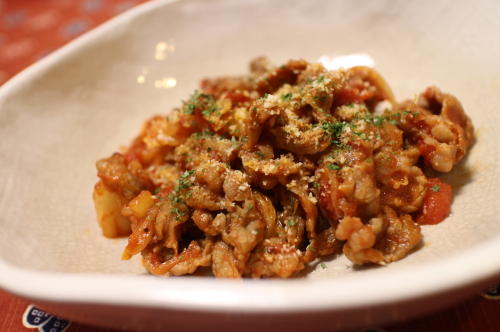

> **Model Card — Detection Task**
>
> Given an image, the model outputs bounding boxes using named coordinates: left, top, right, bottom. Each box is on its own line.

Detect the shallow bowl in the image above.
left=0, top=0, right=499, bottom=331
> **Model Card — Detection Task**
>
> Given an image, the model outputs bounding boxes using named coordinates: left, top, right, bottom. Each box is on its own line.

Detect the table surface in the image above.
left=1, top=287, right=500, bottom=332
left=0, top=0, right=499, bottom=331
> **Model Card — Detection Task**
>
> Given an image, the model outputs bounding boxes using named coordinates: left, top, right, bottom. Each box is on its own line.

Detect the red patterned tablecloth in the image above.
left=0, top=0, right=149, bottom=85
left=0, top=1, right=499, bottom=331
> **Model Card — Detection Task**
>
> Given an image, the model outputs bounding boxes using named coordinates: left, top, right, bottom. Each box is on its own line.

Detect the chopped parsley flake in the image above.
left=314, top=94, right=327, bottom=103
left=193, top=130, right=214, bottom=139
left=353, top=131, right=369, bottom=140
left=281, top=92, right=293, bottom=101
left=431, top=184, right=440, bottom=192
left=184, top=103, right=195, bottom=115
left=169, top=194, right=183, bottom=204
left=170, top=207, right=186, bottom=218
left=321, top=120, right=372, bottom=147
left=359, top=113, right=400, bottom=127
left=179, top=170, right=196, bottom=186
left=372, top=116, right=384, bottom=127
left=182, top=90, right=219, bottom=117
left=402, top=110, right=420, bottom=117
left=321, top=121, right=347, bottom=148
left=201, top=104, right=219, bottom=117
left=287, top=219, right=296, bottom=227
left=327, top=164, right=341, bottom=171
left=316, top=75, right=325, bottom=83
left=169, top=170, right=196, bottom=219
left=320, top=263, right=327, bottom=269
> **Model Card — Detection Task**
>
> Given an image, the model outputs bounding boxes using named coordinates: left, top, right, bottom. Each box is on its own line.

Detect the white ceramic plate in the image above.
left=0, top=0, right=499, bottom=331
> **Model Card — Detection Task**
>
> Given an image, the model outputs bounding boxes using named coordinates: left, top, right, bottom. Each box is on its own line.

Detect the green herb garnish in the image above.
left=327, top=164, right=341, bottom=171
left=169, top=170, right=196, bottom=219
left=431, top=184, right=440, bottom=192
left=402, top=110, right=420, bottom=117
left=372, top=116, right=384, bottom=127
left=321, top=121, right=347, bottom=148
left=314, top=94, right=327, bottom=103
left=201, top=103, right=219, bottom=116
left=281, top=92, right=293, bottom=101
left=194, top=130, right=214, bottom=139
left=182, top=90, right=219, bottom=117
left=170, top=207, right=186, bottom=218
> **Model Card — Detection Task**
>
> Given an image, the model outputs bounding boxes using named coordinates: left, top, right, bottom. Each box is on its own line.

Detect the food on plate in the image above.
left=93, top=57, right=474, bottom=278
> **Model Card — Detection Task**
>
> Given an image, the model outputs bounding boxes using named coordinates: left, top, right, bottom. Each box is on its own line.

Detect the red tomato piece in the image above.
left=416, top=178, right=452, bottom=225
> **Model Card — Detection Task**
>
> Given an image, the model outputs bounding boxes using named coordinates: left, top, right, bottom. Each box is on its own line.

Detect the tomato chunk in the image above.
left=416, top=178, right=452, bottom=225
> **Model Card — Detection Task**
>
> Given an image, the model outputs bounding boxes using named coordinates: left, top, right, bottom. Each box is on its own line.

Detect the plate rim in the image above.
left=1, top=239, right=499, bottom=312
